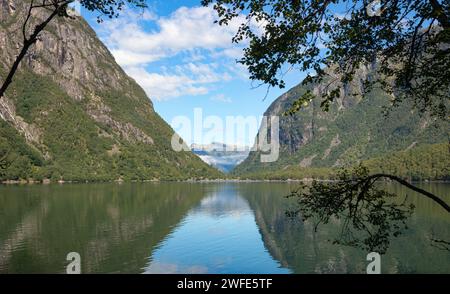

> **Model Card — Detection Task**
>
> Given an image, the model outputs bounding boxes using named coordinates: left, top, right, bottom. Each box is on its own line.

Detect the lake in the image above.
left=0, top=182, right=449, bottom=273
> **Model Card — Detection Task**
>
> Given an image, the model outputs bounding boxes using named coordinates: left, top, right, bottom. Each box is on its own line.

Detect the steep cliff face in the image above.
left=234, top=63, right=449, bottom=177
left=0, top=0, right=221, bottom=181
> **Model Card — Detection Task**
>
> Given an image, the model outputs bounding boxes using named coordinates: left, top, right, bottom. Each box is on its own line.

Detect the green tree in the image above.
left=0, top=0, right=147, bottom=99
left=0, top=138, right=10, bottom=174
left=203, top=0, right=449, bottom=118
left=204, top=0, right=450, bottom=251
left=287, top=165, right=449, bottom=253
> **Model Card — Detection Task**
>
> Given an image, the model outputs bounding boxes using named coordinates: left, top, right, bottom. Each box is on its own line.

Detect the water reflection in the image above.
left=239, top=183, right=450, bottom=273
left=144, top=185, right=289, bottom=274
left=0, top=183, right=207, bottom=273
left=0, top=182, right=448, bottom=273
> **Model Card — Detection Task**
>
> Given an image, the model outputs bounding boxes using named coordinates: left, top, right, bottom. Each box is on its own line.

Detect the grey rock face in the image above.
left=0, top=0, right=154, bottom=147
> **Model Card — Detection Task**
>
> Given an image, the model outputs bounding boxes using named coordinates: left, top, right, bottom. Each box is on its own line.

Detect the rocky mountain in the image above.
left=191, top=142, right=250, bottom=173
left=0, top=0, right=221, bottom=181
left=233, top=64, right=449, bottom=179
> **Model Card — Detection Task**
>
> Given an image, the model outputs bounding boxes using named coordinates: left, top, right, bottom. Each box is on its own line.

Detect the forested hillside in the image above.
left=234, top=65, right=449, bottom=180
left=0, top=0, right=221, bottom=182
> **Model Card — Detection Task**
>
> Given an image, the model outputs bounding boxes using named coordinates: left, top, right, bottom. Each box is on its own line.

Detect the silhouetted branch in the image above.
left=0, top=0, right=73, bottom=99
left=0, top=0, right=147, bottom=100
left=430, top=238, right=450, bottom=251
left=205, top=0, right=450, bottom=119
left=429, top=0, right=449, bottom=29
left=287, top=165, right=449, bottom=253
left=361, top=173, right=450, bottom=212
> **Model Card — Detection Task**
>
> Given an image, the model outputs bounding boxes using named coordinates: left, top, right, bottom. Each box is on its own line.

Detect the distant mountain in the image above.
left=233, top=64, right=449, bottom=179
left=191, top=142, right=250, bottom=173
left=0, top=0, right=221, bottom=181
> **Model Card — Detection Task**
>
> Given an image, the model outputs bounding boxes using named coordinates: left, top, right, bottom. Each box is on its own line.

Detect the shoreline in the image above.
left=2, top=178, right=450, bottom=185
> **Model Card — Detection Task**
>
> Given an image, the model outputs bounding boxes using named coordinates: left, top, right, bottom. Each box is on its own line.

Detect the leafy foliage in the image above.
left=234, top=143, right=450, bottom=180
left=203, top=0, right=450, bottom=118
left=287, top=165, right=417, bottom=254
left=78, top=0, right=147, bottom=21
left=0, top=1, right=222, bottom=182
left=234, top=77, right=449, bottom=177
left=0, top=63, right=221, bottom=182
left=364, top=143, right=450, bottom=180
left=0, top=0, right=148, bottom=102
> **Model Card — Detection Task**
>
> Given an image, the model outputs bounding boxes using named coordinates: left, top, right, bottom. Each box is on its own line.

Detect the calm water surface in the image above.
left=0, top=182, right=449, bottom=273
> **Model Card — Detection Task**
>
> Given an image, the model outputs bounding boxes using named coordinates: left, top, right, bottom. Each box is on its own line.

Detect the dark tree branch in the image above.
left=430, top=238, right=450, bottom=251
left=0, top=0, right=73, bottom=99
left=205, top=0, right=450, bottom=119
left=22, top=0, right=35, bottom=42
left=287, top=165, right=449, bottom=253
left=0, top=0, right=147, bottom=100
left=429, top=0, right=449, bottom=29
left=364, top=173, right=450, bottom=212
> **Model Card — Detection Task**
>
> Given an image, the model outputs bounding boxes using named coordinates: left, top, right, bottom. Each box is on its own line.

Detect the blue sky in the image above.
left=81, top=0, right=305, bottom=146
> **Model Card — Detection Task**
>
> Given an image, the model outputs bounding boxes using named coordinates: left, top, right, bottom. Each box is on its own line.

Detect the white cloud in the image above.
left=110, top=49, right=163, bottom=66
left=220, top=48, right=244, bottom=60
left=98, top=5, right=256, bottom=100
left=140, top=10, right=158, bottom=21
left=125, top=63, right=231, bottom=101
left=103, top=6, right=245, bottom=65
left=124, top=67, right=204, bottom=100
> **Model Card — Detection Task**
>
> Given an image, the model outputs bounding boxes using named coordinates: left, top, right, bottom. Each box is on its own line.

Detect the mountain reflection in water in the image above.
left=0, top=182, right=449, bottom=273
